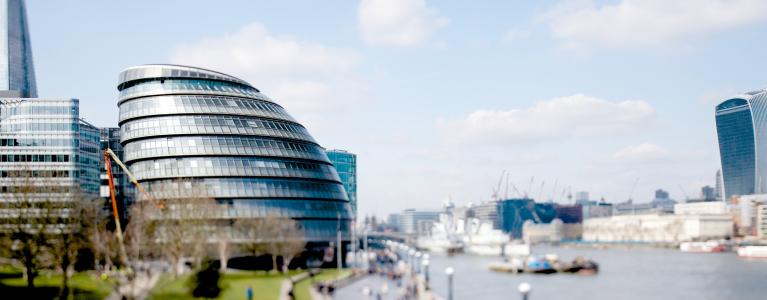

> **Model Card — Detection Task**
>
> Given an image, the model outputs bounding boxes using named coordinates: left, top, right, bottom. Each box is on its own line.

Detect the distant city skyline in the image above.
left=22, top=0, right=767, bottom=217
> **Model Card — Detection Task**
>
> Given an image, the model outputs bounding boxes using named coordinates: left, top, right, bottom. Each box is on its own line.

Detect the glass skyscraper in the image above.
left=0, top=0, right=35, bottom=97
left=117, top=64, right=352, bottom=241
left=326, top=149, right=357, bottom=218
left=715, top=90, right=767, bottom=200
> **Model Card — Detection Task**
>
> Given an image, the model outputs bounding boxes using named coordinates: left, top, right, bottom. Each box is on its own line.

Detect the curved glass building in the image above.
left=117, top=64, right=351, bottom=242
left=715, top=89, right=767, bottom=200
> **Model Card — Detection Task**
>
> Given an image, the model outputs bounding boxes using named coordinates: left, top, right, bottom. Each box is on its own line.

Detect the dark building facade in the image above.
left=498, top=198, right=557, bottom=238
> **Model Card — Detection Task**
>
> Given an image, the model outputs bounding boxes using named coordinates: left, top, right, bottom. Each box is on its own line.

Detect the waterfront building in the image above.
left=613, top=201, right=657, bottom=215
left=400, top=208, right=441, bottom=235
left=498, top=198, right=557, bottom=238
left=575, top=191, right=589, bottom=203
left=582, top=213, right=733, bottom=243
left=472, top=201, right=500, bottom=229
left=99, top=127, right=132, bottom=218
left=715, top=90, right=767, bottom=200
left=674, top=201, right=727, bottom=215
left=757, top=204, right=767, bottom=239
left=0, top=0, right=35, bottom=98
left=554, top=204, right=582, bottom=223
left=386, top=213, right=402, bottom=232
left=732, top=194, right=767, bottom=236
left=117, top=64, right=352, bottom=242
left=326, top=149, right=357, bottom=218
left=522, top=219, right=582, bottom=243
left=581, top=200, right=613, bottom=219
left=0, top=99, right=101, bottom=226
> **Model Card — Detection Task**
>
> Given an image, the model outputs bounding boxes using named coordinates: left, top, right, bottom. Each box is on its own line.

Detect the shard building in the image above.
left=715, top=89, right=767, bottom=200
left=117, top=64, right=352, bottom=242
left=0, top=0, right=35, bottom=97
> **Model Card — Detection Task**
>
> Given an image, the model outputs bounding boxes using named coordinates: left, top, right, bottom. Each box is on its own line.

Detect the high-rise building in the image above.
left=701, top=185, right=715, bottom=201
left=326, top=149, right=357, bottom=218
left=0, top=0, right=101, bottom=229
left=498, top=198, right=557, bottom=238
left=117, top=64, right=352, bottom=242
left=0, top=0, right=35, bottom=98
left=655, top=189, right=670, bottom=199
left=715, top=90, right=767, bottom=199
left=715, top=169, right=723, bottom=201
left=472, top=201, right=500, bottom=229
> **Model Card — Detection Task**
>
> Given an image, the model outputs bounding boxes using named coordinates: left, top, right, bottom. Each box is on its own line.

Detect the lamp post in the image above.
left=518, top=282, right=531, bottom=300
left=408, top=249, right=416, bottom=272
left=445, top=267, right=454, bottom=300
left=415, top=252, right=422, bottom=273
left=422, top=259, right=430, bottom=290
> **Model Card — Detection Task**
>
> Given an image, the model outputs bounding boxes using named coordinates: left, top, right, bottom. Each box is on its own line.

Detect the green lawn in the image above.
left=149, top=270, right=302, bottom=300
left=0, top=265, right=112, bottom=300
left=293, top=269, right=351, bottom=300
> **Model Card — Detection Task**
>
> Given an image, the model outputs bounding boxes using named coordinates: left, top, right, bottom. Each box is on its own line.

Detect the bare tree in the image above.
left=234, top=214, right=306, bottom=273
left=48, top=191, right=92, bottom=299
left=0, top=169, right=56, bottom=288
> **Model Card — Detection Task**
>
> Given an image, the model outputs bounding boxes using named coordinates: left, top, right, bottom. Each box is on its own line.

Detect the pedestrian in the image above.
left=246, top=285, right=253, bottom=300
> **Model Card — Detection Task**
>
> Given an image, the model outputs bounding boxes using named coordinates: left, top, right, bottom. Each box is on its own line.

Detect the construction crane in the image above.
left=103, top=148, right=163, bottom=265
left=678, top=185, right=690, bottom=201
left=491, top=170, right=506, bottom=201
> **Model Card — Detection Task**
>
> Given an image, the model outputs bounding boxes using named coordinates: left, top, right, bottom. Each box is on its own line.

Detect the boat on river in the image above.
left=679, top=241, right=725, bottom=253
left=737, top=246, right=767, bottom=259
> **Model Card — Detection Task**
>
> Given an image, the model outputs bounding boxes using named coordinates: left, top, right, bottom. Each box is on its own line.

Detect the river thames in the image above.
left=338, top=245, right=767, bottom=300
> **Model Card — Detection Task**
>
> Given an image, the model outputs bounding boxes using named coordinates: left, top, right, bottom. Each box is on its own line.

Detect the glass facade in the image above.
left=0, top=99, right=100, bottom=222
left=0, top=0, right=36, bottom=97
left=326, top=150, right=357, bottom=218
left=715, top=91, right=767, bottom=199
left=118, top=64, right=352, bottom=242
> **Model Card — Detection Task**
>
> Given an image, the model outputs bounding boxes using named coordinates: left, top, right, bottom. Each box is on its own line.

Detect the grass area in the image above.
left=0, top=265, right=112, bottom=300
left=149, top=270, right=302, bottom=300
left=294, top=269, right=352, bottom=300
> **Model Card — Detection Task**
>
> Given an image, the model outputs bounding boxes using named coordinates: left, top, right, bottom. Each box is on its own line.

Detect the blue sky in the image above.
left=26, top=0, right=767, bottom=217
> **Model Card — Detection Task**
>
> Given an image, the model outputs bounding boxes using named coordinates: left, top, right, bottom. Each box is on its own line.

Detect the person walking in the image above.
left=246, top=286, right=253, bottom=300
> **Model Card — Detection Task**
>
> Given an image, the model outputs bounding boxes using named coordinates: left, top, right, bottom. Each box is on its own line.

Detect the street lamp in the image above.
left=415, top=252, right=422, bottom=273
left=518, top=282, right=531, bottom=300
left=422, top=259, right=430, bottom=290
left=408, top=249, right=416, bottom=271
left=445, top=267, right=455, bottom=300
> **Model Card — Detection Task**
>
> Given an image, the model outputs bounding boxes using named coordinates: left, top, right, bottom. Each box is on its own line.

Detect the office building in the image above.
left=715, top=90, right=767, bottom=199
left=117, top=64, right=352, bottom=242
left=99, top=127, right=132, bottom=218
left=326, top=149, right=357, bottom=218
left=554, top=204, right=582, bottom=224
left=701, top=185, right=716, bottom=201
left=0, top=0, right=35, bottom=98
left=583, top=213, right=733, bottom=243
left=0, top=99, right=101, bottom=223
left=400, top=209, right=441, bottom=235
left=472, top=201, right=500, bottom=229
left=715, top=170, right=723, bottom=201
left=757, top=204, right=767, bottom=239
left=581, top=200, right=613, bottom=219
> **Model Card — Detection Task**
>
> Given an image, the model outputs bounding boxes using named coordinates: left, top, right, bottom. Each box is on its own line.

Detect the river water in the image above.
left=338, top=245, right=767, bottom=300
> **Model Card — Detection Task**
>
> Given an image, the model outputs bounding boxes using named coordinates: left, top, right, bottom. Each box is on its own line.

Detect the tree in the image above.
left=48, top=191, right=95, bottom=299
left=188, top=260, right=223, bottom=299
left=234, top=215, right=306, bottom=273
left=0, top=170, right=56, bottom=288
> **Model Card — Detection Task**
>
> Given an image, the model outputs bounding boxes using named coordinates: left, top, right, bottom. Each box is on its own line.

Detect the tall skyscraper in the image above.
left=0, top=0, right=36, bottom=97
left=715, top=90, right=767, bottom=199
left=326, top=149, right=357, bottom=218
left=117, top=64, right=352, bottom=242
left=715, top=169, right=723, bottom=201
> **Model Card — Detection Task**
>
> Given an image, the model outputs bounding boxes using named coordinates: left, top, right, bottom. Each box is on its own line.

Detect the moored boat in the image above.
left=737, top=246, right=767, bottom=259
left=679, top=241, right=725, bottom=253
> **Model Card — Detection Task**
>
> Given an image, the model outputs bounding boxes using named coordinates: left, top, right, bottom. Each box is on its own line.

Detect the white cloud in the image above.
left=541, top=0, right=767, bottom=48
left=169, top=23, right=365, bottom=131
left=612, top=143, right=671, bottom=162
left=504, top=28, right=531, bottom=42
left=358, top=0, right=449, bottom=46
left=442, top=94, right=654, bottom=144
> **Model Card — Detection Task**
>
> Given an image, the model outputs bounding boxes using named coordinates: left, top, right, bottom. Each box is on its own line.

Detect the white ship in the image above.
left=417, top=213, right=530, bottom=256
left=737, top=246, right=767, bottom=259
